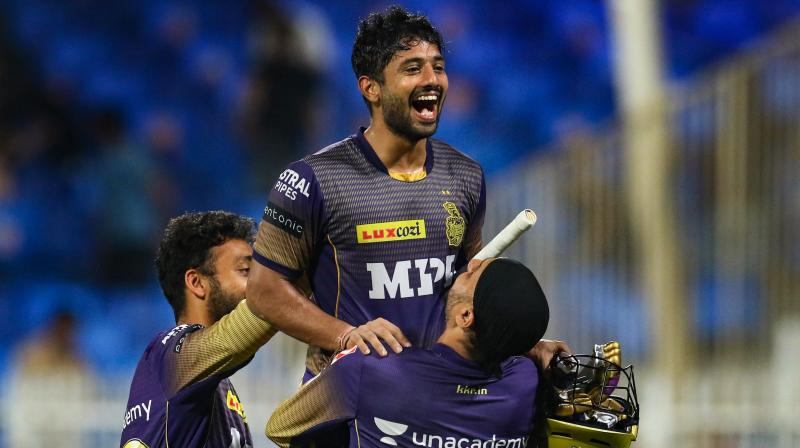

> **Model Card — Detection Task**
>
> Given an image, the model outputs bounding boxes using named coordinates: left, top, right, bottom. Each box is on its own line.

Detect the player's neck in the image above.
left=178, top=303, right=214, bottom=327
left=437, top=328, right=474, bottom=361
left=363, top=125, right=427, bottom=173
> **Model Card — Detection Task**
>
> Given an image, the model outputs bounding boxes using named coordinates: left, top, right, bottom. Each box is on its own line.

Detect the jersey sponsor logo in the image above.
left=366, top=255, right=455, bottom=299
left=456, top=384, right=488, bottom=395
left=374, top=417, right=408, bottom=446
left=356, top=220, right=426, bottom=244
left=263, top=201, right=304, bottom=238
left=161, top=324, right=201, bottom=349
left=443, top=202, right=465, bottom=247
left=375, top=417, right=530, bottom=448
left=174, top=334, right=188, bottom=353
left=122, top=399, right=152, bottom=430
left=161, top=324, right=190, bottom=345
left=226, top=390, right=247, bottom=422
left=123, top=439, right=150, bottom=448
left=274, top=168, right=311, bottom=200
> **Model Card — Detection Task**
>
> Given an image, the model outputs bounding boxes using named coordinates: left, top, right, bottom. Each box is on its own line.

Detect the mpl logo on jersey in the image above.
left=356, top=220, right=427, bottom=244
left=367, top=255, right=455, bottom=299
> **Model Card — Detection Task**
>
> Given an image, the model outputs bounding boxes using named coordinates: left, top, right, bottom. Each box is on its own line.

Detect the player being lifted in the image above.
left=247, top=5, right=480, bottom=378
left=120, top=212, right=277, bottom=448
left=246, top=5, right=565, bottom=380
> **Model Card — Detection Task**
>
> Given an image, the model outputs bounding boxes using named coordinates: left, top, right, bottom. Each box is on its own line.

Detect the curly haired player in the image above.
left=120, top=211, right=277, bottom=448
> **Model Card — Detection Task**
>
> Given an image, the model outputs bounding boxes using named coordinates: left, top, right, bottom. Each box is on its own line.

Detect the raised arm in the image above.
left=250, top=161, right=409, bottom=356
left=246, top=261, right=351, bottom=352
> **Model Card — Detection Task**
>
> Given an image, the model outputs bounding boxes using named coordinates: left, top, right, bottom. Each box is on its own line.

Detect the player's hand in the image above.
left=526, top=339, right=572, bottom=370
left=344, top=318, right=412, bottom=356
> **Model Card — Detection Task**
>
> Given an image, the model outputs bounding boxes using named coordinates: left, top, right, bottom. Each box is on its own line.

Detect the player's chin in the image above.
left=411, top=119, right=439, bottom=137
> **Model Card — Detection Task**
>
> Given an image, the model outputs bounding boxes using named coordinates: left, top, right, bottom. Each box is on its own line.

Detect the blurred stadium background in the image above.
left=0, top=0, right=798, bottom=446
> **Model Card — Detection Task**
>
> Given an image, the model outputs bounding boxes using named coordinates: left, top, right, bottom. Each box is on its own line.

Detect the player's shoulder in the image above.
left=355, top=347, right=434, bottom=375
left=429, top=138, right=483, bottom=172
left=145, top=324, right=203, bottom=358
left=500, top=356, right=538, bottom=387
left=303, top=136, right=360, bottom=167
left=502, top=355, right=537, bottom=370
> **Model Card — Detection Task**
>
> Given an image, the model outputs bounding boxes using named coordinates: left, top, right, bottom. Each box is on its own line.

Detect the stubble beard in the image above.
left=382, top=90, right=440, bottom=143
left=207, top=275, right=244, bottom=323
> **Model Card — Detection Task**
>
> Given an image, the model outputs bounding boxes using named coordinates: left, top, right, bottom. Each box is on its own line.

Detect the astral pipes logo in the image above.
left=374, top=417, right=530, bottom=448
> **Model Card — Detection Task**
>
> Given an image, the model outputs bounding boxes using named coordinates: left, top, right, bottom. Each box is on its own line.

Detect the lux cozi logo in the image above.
left=357, top=220, right=426, bottom=244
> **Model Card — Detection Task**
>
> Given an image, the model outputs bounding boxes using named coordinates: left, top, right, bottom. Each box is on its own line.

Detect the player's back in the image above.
left=354, top=344, right=538, bottom=448
left=267, top=344, right=538, bottom=448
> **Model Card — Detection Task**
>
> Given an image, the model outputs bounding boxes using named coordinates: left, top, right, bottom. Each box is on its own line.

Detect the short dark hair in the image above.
left=155, top=211, right=255, bottom=321
left=351, top=5, right=445, bottom=84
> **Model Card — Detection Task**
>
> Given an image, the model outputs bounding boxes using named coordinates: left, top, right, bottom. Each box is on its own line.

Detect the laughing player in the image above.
left=120, top=212, right=277, bottom=448
left=266, top=257, right=550, bottom=448
left=246, top=5, right=487, bottom=381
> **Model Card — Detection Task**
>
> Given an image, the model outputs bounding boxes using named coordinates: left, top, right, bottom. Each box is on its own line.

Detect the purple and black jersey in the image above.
left=267, top=344, right=538, bottom=448
left=254, top=129, right=485, bottom=374
left=120, top=301, right=276, bottom=448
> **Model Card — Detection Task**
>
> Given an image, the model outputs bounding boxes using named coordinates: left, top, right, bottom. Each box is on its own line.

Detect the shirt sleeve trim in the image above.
left=252, top=251, right=303, bottom=279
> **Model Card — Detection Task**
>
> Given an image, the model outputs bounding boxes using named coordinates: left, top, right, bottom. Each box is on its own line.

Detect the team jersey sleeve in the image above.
left=153, top=300, right=277, bottom=397
left=266, top=347, right=363, bottom=448
left=253, top=160, right=326, bottom=279
left=462, top=169, right=486, bottom=260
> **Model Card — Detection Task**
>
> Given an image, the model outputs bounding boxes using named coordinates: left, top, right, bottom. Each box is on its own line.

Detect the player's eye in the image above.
left=405, top=65, right=421, bottom=74
left=434, top=64, right=445, bottom=72
left=239, top=268, right=250, bottom=276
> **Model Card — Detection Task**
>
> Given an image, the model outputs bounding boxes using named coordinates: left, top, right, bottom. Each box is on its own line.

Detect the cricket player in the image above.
left=120, top=211, right=277, bottom=448
left=246, top=5, right=487, bottom=380
left=266, top=257, right=550, bottom=448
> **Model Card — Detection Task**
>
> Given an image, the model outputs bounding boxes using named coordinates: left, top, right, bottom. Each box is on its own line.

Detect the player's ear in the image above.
left=457, top=304, right=474, bottom=329
left=185, top=269, right=208, bottom=300
left=358, top=75, right=381, bottom=105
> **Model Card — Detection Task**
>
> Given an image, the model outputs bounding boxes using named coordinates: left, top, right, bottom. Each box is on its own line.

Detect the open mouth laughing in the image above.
left=411, top=91, right=441, bottom=123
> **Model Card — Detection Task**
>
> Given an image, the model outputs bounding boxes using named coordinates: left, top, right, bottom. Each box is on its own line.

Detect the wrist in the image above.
left=336, top=325, right=356, bottom=351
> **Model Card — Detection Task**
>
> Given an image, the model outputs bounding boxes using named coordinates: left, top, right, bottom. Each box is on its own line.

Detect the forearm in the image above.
left=246, top=262, right=352, bottom=351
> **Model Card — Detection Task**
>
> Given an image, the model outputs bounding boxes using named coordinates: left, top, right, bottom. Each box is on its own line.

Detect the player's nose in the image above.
left=467, top=258, right=483, bottom=273
left=420, top=63, right=439, bottom=86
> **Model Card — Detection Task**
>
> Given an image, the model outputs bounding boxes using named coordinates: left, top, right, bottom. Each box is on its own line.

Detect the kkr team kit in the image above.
left=120, top=301, right=276, bottom=448
left=253, top=128, right=486, bottom=378
left=267, top=344, right=539, bottom=448
left=120, top=129, right=486, bottom=447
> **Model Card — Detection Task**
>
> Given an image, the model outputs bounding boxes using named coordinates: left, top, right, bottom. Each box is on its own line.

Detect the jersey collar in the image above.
left=431, top=343, right=483, bottom=370
left=353, top=127, right=435, bottom=180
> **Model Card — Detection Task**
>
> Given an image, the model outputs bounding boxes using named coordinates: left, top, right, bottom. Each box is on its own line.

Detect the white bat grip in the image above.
left=473, top=209, right=537, bottom=260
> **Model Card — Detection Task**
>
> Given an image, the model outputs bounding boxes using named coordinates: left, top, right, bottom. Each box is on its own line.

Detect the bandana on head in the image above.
left=472, top=258, right=550, bottom=370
